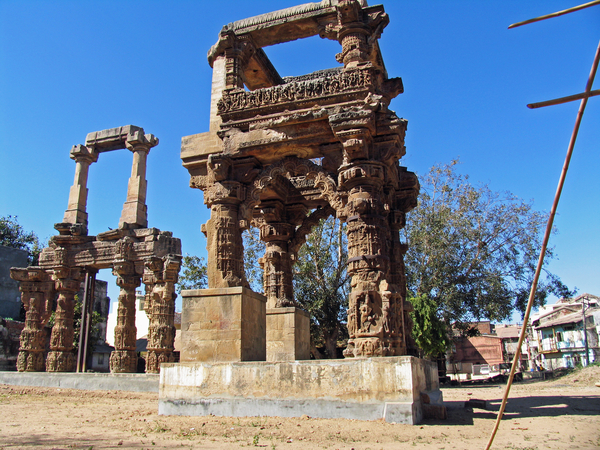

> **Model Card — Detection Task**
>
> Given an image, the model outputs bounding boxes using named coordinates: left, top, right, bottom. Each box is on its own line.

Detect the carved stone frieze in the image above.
left=218, top=67, right=374, bottom=117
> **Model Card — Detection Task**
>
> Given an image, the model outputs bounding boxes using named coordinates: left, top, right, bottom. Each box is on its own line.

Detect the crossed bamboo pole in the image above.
left=485, top=4, right=600, bottom=450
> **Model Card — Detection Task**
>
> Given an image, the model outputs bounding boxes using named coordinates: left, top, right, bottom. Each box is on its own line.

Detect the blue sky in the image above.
left=1, top=1, right=599, bottom=316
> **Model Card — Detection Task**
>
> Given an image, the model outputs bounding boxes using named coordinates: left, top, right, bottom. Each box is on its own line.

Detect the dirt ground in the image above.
left=1, top=366, right=599, bottom=450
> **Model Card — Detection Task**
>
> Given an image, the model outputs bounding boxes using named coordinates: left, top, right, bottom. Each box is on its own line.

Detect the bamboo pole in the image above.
left=509, top=0, right=600, bottom=29
left=485, top=38, right=600, bottom=450
left=76, top=271, right=90, bottom=373
left=528, top=88, right=600, bottom=109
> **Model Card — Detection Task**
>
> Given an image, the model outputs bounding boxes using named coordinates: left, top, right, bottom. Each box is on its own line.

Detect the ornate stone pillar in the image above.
left=47, top=267, right=83, bottom=372
left=62, top=144, right=98, bottom=233
left=330, top=109, right=396, bottom=358
left=110, top=260, right=141, bottom=373
left=335, top=1, right=371, bottom=68
left=119, top=130, right=158, bottom=229
left=10, top=268, right=54, bottom=372
left=143, top=255, right=181, bottom=373
left=203, top=155, right=248, bottom=288
left=259, top=223, right=295, bottom=308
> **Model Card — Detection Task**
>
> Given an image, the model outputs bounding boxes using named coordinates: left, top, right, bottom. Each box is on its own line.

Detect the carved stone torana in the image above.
left=10, top=126, right=181, bottom=373
left=10, top=268, right=55, bottom=372
left=143, top=255, right=181, bottom=373
left=182, top=1, right=419, bottom=358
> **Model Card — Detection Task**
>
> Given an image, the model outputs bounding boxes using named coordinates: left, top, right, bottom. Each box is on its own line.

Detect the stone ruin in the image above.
left=160, top=2, right=445, bottom=425
left=180, top=0, right=419, bottom=360
left=8, top=0, right=444, bottom=425
left=10, top=125, right=182, bottom=374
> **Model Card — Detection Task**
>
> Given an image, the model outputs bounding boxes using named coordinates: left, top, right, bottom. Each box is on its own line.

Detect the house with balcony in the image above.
left=532, top=294, right=600, bottom=370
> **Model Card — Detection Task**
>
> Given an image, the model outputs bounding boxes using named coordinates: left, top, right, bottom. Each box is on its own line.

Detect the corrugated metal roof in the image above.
left=536, top=311, right=582, bottom=329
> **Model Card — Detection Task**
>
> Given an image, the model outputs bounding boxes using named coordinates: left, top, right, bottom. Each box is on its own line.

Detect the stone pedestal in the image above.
left=159, top=356, right=444, bottom=425
left=266, top=307, right=310, bottom=361
left=180, top=287, right=266, bottom=362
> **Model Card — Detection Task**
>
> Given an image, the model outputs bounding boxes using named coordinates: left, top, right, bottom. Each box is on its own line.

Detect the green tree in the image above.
left=404, top=160, right=574, bottom=336
left=72, top=296, right=103, bottom=356
left=243, top=227, right=265, bottom=293
left=293, top=216, right=350, bottom=359
left=0, top=215, right=44, bottom=265
left=176, top=255, right=208, bottom=292
left=409, top=293, right=449, bottom=358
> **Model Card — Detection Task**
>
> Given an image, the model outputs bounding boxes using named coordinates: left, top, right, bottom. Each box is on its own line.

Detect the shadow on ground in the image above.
left=422, top=392, right=600, bottom=427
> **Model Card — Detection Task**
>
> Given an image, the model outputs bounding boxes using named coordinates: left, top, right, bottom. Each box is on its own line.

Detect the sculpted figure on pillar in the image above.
left=182, top=0, right=419, bottom=358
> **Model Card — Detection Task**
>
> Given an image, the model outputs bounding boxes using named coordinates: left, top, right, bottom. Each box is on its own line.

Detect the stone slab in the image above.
left=266, top=307, right=310, bottom=361
left=0, top=371, right=159, bottom=392
left=159, top=356, right=441, bottom=424
left=180, top=287, right=266, bottom=362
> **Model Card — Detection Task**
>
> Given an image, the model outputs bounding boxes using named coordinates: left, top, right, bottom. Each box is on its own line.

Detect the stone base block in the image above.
left=159, top=356, right=442, bottom=424
left=180, top=287, right=266, bottom=362
left=266, top=307, right=310, bottom=361
left=0, top=371, right=159, bottom=392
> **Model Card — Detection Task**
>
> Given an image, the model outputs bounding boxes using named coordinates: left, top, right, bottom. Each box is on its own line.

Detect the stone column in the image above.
left=330, top=109, right=397, bottom=358
left=143, top=256, right=181, bottom=373
left=258, top=201, right=296, bottom=308
left=47, top=267, right=83, bottom=372
left=10, top=268, right=54, bottom=372
left=335, top=0, right=371, bottom=68
left=119, top=130, right=158, bottom=229
left=62, top=144, right=98, bottom=232
left=110, top=260, right=141, bottom=373
left=203, top=156, right=248, bottom=288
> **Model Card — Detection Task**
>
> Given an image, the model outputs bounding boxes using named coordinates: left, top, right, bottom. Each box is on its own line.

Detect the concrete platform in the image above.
left=0, top=371, right=159, bottom=392
left=159, top=356, right=443, bottom=424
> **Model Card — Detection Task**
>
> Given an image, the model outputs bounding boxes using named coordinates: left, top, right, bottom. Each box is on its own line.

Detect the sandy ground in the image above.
left=1, top=366, right=599, bottom=450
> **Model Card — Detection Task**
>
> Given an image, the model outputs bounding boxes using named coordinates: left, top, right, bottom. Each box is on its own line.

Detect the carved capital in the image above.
left=259, top=222, right=294, bottom=242
left=339, top=161, right=386, bottom=190
left=207, top=154, right=233, bottom=183
left=125, top=129, right=158, bottom=153
left=206, top=181, right=245, bottom=206
left=69, top=144, right=98, bottom=165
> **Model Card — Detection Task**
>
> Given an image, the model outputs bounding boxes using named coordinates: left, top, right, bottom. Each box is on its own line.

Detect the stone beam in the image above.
left=85, top=125, right=145, bottom=153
